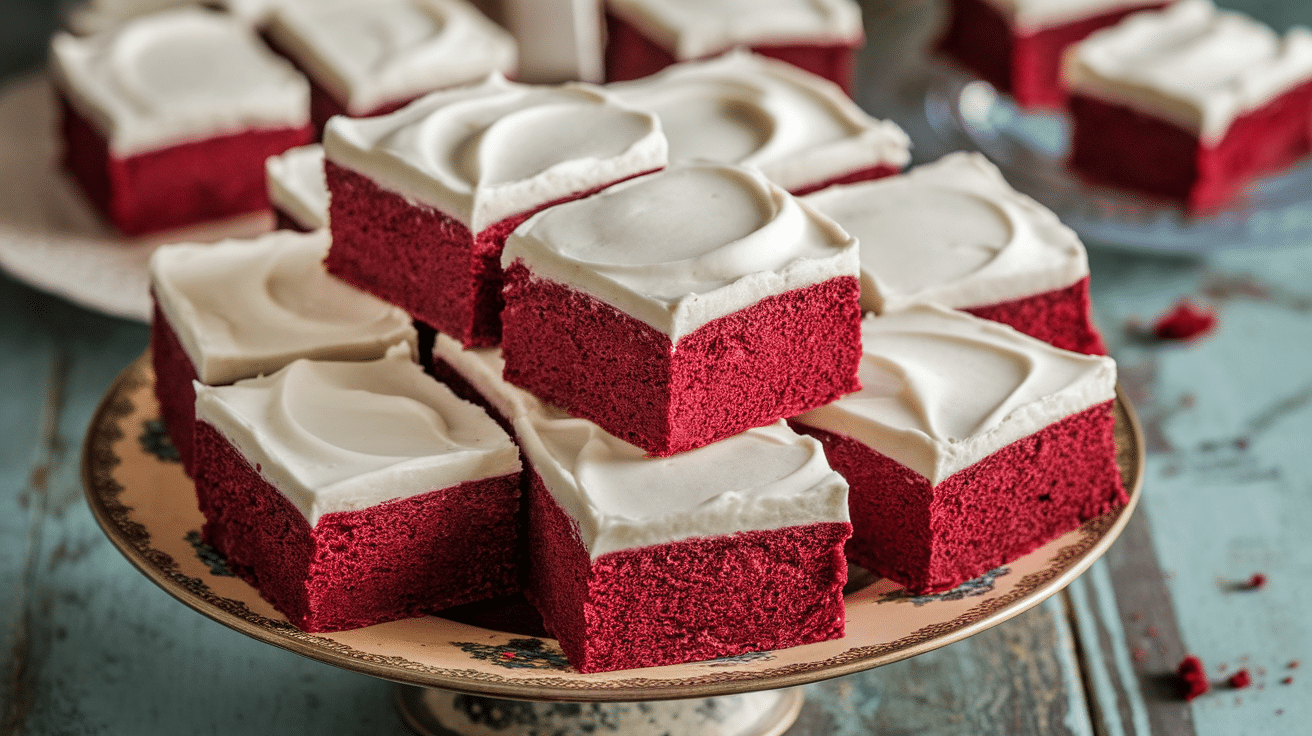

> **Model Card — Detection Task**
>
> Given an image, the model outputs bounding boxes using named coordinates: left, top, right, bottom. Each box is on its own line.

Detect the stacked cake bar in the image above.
left=500, top=161, right=863, bottom=455
left=322, top=74, right=666, bottom=347
left=49, top=8, right=313, bottom=235
left=791, top=305, right=1125, bottom=594
left=429, top=335, right=851, bottom=673
left=937, top=0, right=1170, bottom=108
left=1064, top=0, right=1312, bottom=211
left=149, top=229, right=415, bottom=474
left=603, top=0, right=864, bottom=94
left=193, top=347, right=522, bottom=632
left=608, top=51, right=910, bottom=195
left=803, top=152, right=1107, bottom=355
left=264, top=0, right=517, bottom=132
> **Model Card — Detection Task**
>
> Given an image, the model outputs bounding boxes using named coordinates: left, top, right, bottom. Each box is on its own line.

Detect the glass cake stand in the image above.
left=855, top=0, right=1312, bottom=256
left=82, top=354, right=1145, bottom=735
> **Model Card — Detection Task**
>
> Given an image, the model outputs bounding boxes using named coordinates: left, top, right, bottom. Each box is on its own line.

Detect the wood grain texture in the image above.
left=1088, top=245, right=1312, bottom=735
left=789, top=598, right=1095, bottom=736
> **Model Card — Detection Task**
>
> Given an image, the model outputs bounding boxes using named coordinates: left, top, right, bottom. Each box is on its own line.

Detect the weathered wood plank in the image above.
left=789, top=597, right=1095, bottom=736
left=1086, top=244, right=1312, bottom=735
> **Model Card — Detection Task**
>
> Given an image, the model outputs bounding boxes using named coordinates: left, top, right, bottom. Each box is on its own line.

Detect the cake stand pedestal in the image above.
left=81, top=354, right=1144, bottom=736
left=396, top=687, right=803, bottom=736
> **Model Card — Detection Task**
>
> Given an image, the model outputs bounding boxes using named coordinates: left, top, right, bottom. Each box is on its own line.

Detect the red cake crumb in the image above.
left=1177, top=656, right=1210, bottom=701
left=1229, top=669, right=1252, bottom=689
left=1290, top=660, right=1300, bottom=669
left=1248, top=573, right=1268, bottom=589
left=1153, top=301, right=1217, bottom=341
left=1282, top=676, right=1295, bottom=685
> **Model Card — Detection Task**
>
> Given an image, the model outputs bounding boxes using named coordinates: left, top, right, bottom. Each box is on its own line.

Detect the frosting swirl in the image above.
left=195, top=348, right=520, bottom=525
left=150, top=229, right=416, bottom=385
left=609, top=51, right=909, bottom=192
left=324, top=75, right=667, bottom=232
left=794, top=305, right=1116, bottom=484
left=49, top=8, right=309, bottom=155
left=503, top=162, right=858, bottom=340
left=266, top=0, right=516, bottom=115
left=803, top=152, right=1088, bottom=314
left=515, top=411, right=848, bottom=558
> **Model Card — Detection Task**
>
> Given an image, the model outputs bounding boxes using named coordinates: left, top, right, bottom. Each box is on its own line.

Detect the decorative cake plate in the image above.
left=83, top=353, right=1144, bottom=732
left=0, top=73, right=271, bottom=323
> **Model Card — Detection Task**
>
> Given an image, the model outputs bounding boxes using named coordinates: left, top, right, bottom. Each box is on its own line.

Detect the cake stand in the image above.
left=82, top=354, right=1145, bottom=735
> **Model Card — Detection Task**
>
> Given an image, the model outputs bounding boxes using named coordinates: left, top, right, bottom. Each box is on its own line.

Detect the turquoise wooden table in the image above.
left=1, top=1, right=1309, bottom=733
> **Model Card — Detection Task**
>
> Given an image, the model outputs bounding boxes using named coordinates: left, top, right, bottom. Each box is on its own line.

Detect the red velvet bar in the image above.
left=193, top=420, right=521, bottom=632
left=937, top=0, right=1168, bottom=109
left=1069, top=78, right=1312, bottom=212
left=58, top=93, right=312, bottom=236
left=501, top=262, right=862, bottom=456
left=792, top=400, right=1126, bottom=595
left=524, top=470, right=850, bottom=673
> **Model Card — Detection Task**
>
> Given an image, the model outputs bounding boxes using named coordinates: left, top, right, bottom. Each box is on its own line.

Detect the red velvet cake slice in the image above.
left=514, top=407, right=850, bottom=673
left=150, top=229, right=416, bottom=475
left=936, top=0, right=1169, bottom=109
left=322, top=75, right=666, bottom=348
left=265, top=143, right=327, bottom=232
left=193, top=347, right=523, bottom=632
left=501, top=162, right=862, bottom=456
left=263, top=0, right=517, bottom=133
left=604, top=0, right=864, bottom=94
left=1064, top=0, right=1312, bottom=212
left=608, top=51, right=909, bottom=195
left=48, top=8, right=313, bottom=236
left=791, top=305, right=1126, bottom=595
left=803, top=152, right=1107, bottom=355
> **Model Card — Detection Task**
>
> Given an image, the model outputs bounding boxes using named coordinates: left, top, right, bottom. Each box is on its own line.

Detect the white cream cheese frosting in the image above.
left=515, top=409, right=849, bottom=558
left=503, top=162, right=858, bottom=342
left=265, top=143, right=328, bottom=231
left=802, top=152, right=1088, bottom=314
left=978, top=0, right=1169, bottom=34
left=195, top=346, right=521, bottom=526
left=265, top=0, right=517, bottom=116
left=323, top=75, right=667, bottom=232
left=432, top=332, right=543, bottom=422
left=1064, top=0, right=1312, bottom=142
left=49, top=8, right=309, bottom=155
left=793, top=305, right=1117, bottom=485
left=607, top=0, right=863, bottom=61
left=150, top=229, right=416, bottom=386
left=608, top=51, right=909, bottom=192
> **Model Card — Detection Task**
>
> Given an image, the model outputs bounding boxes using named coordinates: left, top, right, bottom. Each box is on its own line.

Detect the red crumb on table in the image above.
left=1248, top=573, right=1268, bottom=589
left=1290, top=660, right=1300, bottom=669
left=1133, top=648, right=1148, bottom=663
left=1282, top=677, right=1295, bottom=685
left=1153, top=301, right=1218, bottom=341
left=1177, top=656, right=1210, bottom=701
left=1229, top=670, right=1252, bottom=689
